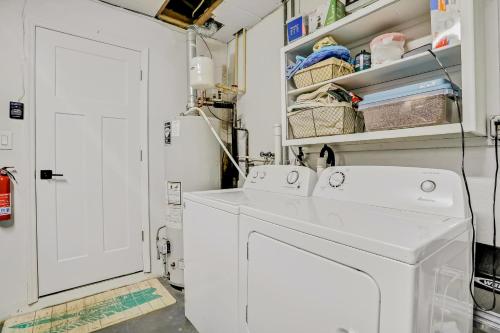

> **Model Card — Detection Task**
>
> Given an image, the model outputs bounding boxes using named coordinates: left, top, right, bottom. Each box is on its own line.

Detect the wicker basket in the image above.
left=287, top=102, right=363, bottom=139
left=292, top=57, right=354, bottom=89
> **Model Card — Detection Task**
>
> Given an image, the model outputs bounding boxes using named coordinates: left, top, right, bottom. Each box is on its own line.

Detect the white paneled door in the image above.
left=36, top=28, right=145, bottom=296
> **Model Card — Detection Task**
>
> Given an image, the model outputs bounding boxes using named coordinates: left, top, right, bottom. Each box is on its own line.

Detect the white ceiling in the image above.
left=101, top=0, right=166, bottom=16
left=100, top=0, right=282, bottom=43
left=212, top=0, right=282, bottom=42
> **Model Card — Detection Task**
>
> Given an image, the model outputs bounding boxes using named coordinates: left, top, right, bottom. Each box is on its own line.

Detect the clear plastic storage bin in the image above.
left=358, top=79, right=458, bottom=132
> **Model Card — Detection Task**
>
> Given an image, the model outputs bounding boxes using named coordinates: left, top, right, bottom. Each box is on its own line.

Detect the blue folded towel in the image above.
left=286, top=56, right=306, bottom=80
left=286, top=45, right=351, bottom=80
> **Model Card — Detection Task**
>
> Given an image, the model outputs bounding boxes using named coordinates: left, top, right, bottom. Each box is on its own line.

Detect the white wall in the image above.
left=297, top=0, right=326, bottom=16
left=0, top=0, right=189, bottom=320
left=235, top=9, right=284, bottom=157
left=236, top=1, right=500, bottom=240
left=233, top=0, right=355, bottom=156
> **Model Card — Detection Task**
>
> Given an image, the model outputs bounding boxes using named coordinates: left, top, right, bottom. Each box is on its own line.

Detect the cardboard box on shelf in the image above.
left=308, top=9, right=323, bottom=33
left=430, top=0, right=461, bottom=49
left=308, top=0, right=346, bottom=34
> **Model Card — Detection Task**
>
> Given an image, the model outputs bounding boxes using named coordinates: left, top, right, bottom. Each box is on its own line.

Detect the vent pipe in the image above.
left=191, top=22, right=219, bottom=37
left=187, top=26, right=198, bottom=110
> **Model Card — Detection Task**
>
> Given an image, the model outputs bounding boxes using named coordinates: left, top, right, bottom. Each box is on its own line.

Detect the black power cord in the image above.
left=289, top=146, right=308, bottom=167
left=429, top=49, right=498, bottom=311
left=491, top=121, right=499, bottom=306
left=297, top=147, right=305, bottom=164
left=320, top=144, right=336, bottom=166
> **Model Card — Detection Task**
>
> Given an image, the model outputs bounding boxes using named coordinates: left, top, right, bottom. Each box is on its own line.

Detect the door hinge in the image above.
left=141, top=230, right=144, bottom=242
left=246, top=242, right=249, bottom=261
left=245, top=305, right=248, bottom=323
left=140, top=149, right=143, bottom=161
left=140, top=70, right=143, bottom=81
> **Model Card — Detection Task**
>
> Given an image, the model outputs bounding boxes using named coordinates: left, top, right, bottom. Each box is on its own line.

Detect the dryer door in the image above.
left=247, top=232, right=380, bottom=333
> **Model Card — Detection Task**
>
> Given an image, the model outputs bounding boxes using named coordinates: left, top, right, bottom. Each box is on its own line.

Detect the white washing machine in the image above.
left=238, top=166, right=473, bottom=333
left=183, top=165, right=318, bottom=333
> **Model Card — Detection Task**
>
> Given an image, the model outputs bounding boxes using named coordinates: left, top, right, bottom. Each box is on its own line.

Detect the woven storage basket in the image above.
left=287, top=102, right=362, bottom=139
left=292, top=57, right=354, bottom=89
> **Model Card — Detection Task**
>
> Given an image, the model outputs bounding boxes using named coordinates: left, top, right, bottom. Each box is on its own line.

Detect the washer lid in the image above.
left=183, top=165, right=318, bottom=214
left=184, top=189, right=248, bottom=214
left=183, top=189, right=305, bottom=215
left=240, top=196, right=470, bottom=265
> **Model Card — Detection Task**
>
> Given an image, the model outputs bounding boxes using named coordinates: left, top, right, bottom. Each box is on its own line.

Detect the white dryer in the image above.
left=238, top=166, right=473, bottom=333
left=183, top=165, right=318, bottom=333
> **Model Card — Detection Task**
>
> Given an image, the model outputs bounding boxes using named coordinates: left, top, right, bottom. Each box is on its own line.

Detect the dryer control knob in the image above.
left=329, top=171, right=345, bottom=188
left=251, top=170, right=258, bottom=179
left=259, top=171, right=266, bottom=179
left=421, top=180, right=436, bottom=193
left=287, top=170, right=300, bottom=184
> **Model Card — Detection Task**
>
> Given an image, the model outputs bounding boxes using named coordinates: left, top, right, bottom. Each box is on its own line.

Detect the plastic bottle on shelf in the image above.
left=354, top=50, right=371, bottom=72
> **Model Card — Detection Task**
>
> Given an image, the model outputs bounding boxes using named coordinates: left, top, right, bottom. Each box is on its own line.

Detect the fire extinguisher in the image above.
left=0, top=167, right=16, bottom=222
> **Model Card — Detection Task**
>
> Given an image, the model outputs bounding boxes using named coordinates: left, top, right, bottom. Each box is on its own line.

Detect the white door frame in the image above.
left=26, top=25, right=151, bottom=304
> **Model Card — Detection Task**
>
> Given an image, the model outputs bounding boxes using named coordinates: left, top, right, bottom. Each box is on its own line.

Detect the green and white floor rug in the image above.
left=2, top=279, right=176, bottom=333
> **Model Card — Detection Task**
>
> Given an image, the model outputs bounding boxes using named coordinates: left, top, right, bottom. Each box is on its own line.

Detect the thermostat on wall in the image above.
left=9, top=102, right=24, bottom=120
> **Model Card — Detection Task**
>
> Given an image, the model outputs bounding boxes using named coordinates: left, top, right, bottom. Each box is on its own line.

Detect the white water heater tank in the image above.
left=190, top=56, right=215, bottom=89
left=164, top=115, right=221, bottom=287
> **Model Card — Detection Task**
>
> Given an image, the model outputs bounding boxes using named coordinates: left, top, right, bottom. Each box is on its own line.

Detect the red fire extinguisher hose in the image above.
left=0, top=167, right=17, bottom=222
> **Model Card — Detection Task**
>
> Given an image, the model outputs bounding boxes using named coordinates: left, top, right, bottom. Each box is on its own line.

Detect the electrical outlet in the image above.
left=489, top=115, right=500, bottom=139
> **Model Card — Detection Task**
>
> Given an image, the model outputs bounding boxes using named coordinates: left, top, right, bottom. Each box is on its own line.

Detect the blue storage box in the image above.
left=287, top=16, right=307, bottom=43
left=358, top=79, right=458, bottom=131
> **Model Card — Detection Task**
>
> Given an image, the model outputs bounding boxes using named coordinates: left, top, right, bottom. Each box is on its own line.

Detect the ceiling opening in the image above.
left=157, top=0, right=224, bottom=29
left=101, top=0, right=283, bottom=42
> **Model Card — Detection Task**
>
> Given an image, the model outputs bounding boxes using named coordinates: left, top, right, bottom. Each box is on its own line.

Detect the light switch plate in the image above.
left=0, top=131, right=13, bottom=150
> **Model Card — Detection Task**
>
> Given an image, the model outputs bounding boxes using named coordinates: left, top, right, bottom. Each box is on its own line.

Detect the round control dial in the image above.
left=251, top=170, right=258, bottom=179
left=258, top=171, right=266, bottom=179
left=329, top=171, right=345, bottom=188
left=287, top=170, right=300, bottom=184
left=420, top=180, right=436, bottom=193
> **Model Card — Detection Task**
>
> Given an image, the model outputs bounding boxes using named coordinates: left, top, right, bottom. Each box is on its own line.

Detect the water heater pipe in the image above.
left=185, top=107, right=247, bottom=179
left=187, top=27, right=198, bottom=109
left=274, top=124, right=282, bottom=165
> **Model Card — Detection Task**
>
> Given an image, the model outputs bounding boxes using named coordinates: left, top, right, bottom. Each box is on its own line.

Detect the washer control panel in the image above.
left=313, top=166, right=467, bottom=218
left=329, top=171, right=345, bottom=188
left=420, top=180, right=436, bottom=193
left=287, top=170, right=300, bottom=184
left=245, top=165, right=317, bottom=196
